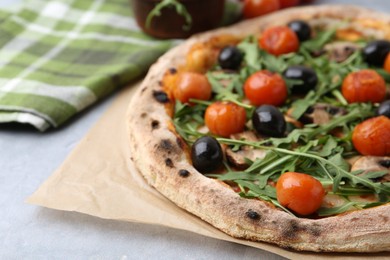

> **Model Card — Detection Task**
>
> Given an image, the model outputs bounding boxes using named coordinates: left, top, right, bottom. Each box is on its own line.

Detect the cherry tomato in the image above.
left=243, top=0, right=280, bottom=19
left=341, top=69, right=386, bottom=104
left=352, top=116, right=390, bottom=156
left=205, top=102, right=247, bottom=137
left=174, top=72, right=212, bottom=104
left=259, top=26, right=300, bottom=56
left=384, top=53, right=390, bottom=73
left=279, top=0, right=300, bottom=8
left=244, top=70, right=288, bottom=106
left=276, top=172, right=325, bottom=215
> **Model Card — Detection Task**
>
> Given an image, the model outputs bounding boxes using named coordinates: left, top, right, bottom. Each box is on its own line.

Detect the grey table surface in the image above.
left=1, top=0, right=389, bottom=259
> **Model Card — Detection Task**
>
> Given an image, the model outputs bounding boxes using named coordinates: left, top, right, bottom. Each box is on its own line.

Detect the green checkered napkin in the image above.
left=0, top=0, right=174, bottom=131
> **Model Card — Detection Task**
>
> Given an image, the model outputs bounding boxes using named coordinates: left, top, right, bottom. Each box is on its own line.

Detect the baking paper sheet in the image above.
left=28, top=83, right=390, bottom=259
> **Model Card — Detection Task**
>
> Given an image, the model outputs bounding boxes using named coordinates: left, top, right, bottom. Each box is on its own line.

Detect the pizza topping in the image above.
left=362, top=40, right=390, bottom=66
left=351, top=156, right=390, bottom=182
left=259, top=26, right=300, bottom=56
left=170, top=19, right=390, bottom=217
left=287, top=20, right=312, bottom=42
left=352, top=116, right=390, bottom=156
left=191, top=136, right=223, bottom=173
left=244, top=70, right=288, bottom=106
left=282, top=65, right=318, bottom=94
left=173, top=72, right=212, bottom=105
left=246, top=209, right=261, bottom=220
left=341, top=69, right=386, bottom=104
left=252, top=105, right=286, bottom=137
left=276, top=172, right=325, bottom=215
left=377, top=100, right=390, bottom=118
left=385, top=53, right=390, bottom=73
left=218, top=46, right=243, bottom=70
left=324, top=41, right=359, bottom=63
left=205, top=101, right=247, bottom=137
left=179, top=169, right=190, bottom=178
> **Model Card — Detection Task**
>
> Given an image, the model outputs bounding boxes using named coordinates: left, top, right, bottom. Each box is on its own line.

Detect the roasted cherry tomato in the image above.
left=384, top=52, right=390, bottom=73
left=352, top=116, right=390, bottom=156
left=259, top=26, right=300, bottom=56
left=279, top=0, right=300, bottom=8
left=243, top=0, right=280, bottom=19
left=205, top=102, right=247, bottom=137
left=174, top=72, right=212, bottom=104
left=244, top=70, right=288, bottom=106
left=191, top=136, right=223, bottom=173
left=341, top=69, right=386, bottom=104
left=276, top=172, right=325, bottom=216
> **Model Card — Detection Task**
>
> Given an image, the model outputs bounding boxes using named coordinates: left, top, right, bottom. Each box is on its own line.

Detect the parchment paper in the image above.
left=27, top=83, right=389, bottom=259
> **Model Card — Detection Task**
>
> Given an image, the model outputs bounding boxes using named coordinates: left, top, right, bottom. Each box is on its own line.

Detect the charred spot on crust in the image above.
left=380, top=215, right=389, bottom=222
left=165, top=158, right=174, bottom=168
left=151, top=120, right=160, bottom=130
left=246, top=209, right=261, bottom=220
left=179, top=169, right=190, bottom=177
left=140, top=113, right=147, bottom=118
left=153, top=90, right=170, bottom=103
left=159, top=139, right=175, bottom=153
left=282, top=220, right=306, bottom=239
left=308, top=224, right=321, bottom=237
left=141, top=87, right=147, bottom=93
left=169, top=68, right=177, bottom=74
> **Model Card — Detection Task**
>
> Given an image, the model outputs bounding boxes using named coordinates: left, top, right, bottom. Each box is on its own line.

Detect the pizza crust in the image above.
left=127, top=5, right=390, bottom=252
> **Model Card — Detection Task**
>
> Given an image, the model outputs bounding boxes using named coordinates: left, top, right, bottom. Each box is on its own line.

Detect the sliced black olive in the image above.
left=287, top=20, right=311, bottom=42
left=377, top=100, right=390, bottom=118
left=191, top=136, right=223, bottom=173
left=362, top=40, right=390, bottom=66
left=283, top=65, right=318, bottom=94
left=252, top=105, right=286, bottom=137
left=218, top=46, right=243, bottom=70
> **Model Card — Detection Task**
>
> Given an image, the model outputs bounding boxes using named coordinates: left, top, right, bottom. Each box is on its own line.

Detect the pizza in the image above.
left=126, top=5, right=390, bottom=252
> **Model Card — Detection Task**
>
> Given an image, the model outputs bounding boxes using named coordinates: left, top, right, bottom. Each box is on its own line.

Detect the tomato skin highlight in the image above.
left=205, top=102, right=247, bottom=137
left=384, top=53, right=390, bottom=73
left=352, top=116, right=390, bottom=156
left=244, top=70, right=288, bottom=106
left=174, top=72, right=212, bottom=104
left=243, top=0, right=280, bottom=19
left=341, top=69, right=386, bottom=104
left=276, top=172, right=325, bottom=216
left=259, top=26, right=300, bottom=56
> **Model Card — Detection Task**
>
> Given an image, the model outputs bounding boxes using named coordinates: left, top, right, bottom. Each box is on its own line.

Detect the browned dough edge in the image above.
left=126, top=5, right=390, bottom=252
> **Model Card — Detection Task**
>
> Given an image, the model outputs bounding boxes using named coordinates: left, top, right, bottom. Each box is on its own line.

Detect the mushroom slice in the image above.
left=324, top=41, right=360, bottom=62
left=351, top=156, right=390, bottom=182
left=225, top=131, right=266, bottom=170
left=293, top=103, right=346, bottom=125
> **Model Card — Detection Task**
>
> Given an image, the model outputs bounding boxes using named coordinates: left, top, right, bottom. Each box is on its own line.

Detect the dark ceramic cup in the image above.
left=131, top=0, right=225, bottom=39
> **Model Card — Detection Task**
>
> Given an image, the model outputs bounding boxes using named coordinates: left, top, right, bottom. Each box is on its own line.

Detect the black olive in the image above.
left=362, top=40, right=390, bottom=66
left=377, top=100, right=390, bottom=118
left=283, top=65, right=318, bottom=94
left=252, top=105, right=286, bottom=137
left=218, top=46, right=243, bottom=70
left=287, top=20, right=311, bottom=42
left=191, top=136, right=223, bottom=173
left=379, top=160, right=390, bottom=168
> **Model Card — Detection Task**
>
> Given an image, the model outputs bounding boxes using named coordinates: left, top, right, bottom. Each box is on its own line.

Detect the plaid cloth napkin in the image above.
left=0, top=0, right=174, bottom=131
